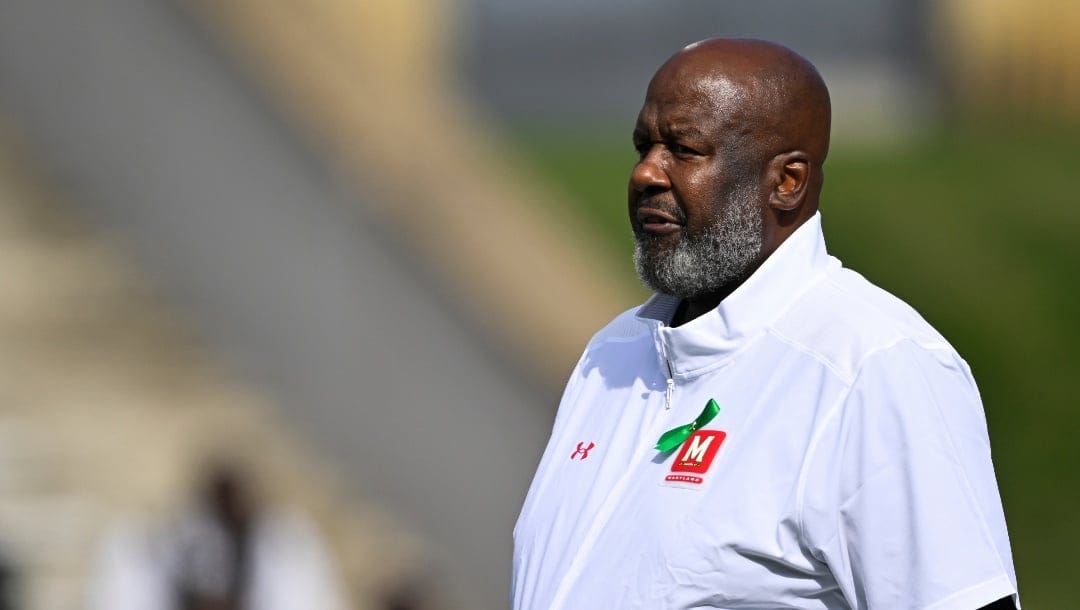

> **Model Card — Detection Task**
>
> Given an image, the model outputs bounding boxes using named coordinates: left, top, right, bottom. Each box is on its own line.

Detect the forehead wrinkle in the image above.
left=649, top=70, right=748, bottom=114
left=697, top=73, right=753, bottom=112
left=645, top=77, right=749, bottom=139
left=691, top=71, right=789, bottom=163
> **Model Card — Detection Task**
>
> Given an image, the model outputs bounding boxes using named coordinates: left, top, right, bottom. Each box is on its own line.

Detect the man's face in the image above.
left=628, top=67, right=766, bottom=300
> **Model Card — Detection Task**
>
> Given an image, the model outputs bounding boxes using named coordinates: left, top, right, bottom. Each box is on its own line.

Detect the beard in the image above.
left=633, top=183, right=764, bottom=300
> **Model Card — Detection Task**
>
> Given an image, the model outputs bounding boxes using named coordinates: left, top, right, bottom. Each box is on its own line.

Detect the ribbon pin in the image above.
left=655, top=398, right=721, bottom=453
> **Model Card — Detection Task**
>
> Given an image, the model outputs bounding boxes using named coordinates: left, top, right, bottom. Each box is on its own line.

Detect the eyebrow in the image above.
left=665, top=124, right=707, bottom=141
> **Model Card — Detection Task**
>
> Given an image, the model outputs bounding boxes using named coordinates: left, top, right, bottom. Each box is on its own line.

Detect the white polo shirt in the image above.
left=512, top=213, right=1018, bottom=610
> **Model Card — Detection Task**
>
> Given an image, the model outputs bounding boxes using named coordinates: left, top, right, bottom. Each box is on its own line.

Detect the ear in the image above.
left=767, top=151, right=811, bottom=212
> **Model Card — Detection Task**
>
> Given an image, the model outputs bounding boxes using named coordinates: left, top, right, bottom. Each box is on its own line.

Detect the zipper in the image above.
left=664, top=356, right=675, bottom=410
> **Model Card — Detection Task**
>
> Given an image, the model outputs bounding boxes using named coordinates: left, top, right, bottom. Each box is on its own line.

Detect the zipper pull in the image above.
left=665, top=378, right=674, bottom=410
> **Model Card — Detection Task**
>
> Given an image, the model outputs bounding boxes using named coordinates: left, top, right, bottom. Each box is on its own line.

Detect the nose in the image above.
left=630, top=147, right=670, bottom=193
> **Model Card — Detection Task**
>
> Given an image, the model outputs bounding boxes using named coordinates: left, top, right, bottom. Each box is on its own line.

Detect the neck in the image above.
left=670, top=284, right=736, bottom=327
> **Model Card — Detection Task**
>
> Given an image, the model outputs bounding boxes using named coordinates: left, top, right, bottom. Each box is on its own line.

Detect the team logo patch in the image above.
left=663, top=430, right=726, bottom=486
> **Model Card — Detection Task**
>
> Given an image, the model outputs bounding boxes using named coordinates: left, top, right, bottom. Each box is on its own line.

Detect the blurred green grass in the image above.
left=510, top=122, right=1080, bottom=608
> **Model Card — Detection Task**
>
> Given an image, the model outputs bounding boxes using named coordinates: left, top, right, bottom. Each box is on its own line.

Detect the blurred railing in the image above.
left=0, top=127, right=423, bottom=610
left=183, top=0, right=637, bottom=390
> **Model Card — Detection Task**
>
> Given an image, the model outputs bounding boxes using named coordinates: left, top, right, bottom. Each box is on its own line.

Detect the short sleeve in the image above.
left=802, top=341, right=1018, bottom=610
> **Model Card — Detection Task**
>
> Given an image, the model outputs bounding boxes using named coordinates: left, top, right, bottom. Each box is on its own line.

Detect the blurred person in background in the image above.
left=90, top=461, right=348, bottom=610
left=512, top=39, right=1018, bottom=610
left=172, top=464, right=261, bottom=610
left=0, top=548, right=17, bottom=610
left=379, top=573, right=438, bottom=610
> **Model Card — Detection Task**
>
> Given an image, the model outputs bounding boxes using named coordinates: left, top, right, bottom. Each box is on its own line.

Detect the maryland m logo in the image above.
left=670, top=430, right=727, bottom=475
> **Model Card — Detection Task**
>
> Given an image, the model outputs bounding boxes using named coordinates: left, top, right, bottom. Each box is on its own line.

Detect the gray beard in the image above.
left=633, top=185, right=764, bottom=300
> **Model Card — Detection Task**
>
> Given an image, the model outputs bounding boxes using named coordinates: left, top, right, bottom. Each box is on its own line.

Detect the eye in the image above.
left=633, top=139, right=650, bottom=159
left=670, top=142, right=700, bottom=157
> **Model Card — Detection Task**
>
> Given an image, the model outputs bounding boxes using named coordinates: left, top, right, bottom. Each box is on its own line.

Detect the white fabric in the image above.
left=512, top=213, right=1018, bottom=610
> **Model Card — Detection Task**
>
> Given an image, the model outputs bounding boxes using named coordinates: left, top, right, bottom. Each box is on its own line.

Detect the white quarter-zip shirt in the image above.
left=512, top=214, right=1018, bottom=610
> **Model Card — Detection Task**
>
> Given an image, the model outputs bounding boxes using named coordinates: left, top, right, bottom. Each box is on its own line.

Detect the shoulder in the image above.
left=770, top=264, right=963, bottom=385
left=584, top=303, right=652, bottom=349
left=558, top=303, right=654, bottom=396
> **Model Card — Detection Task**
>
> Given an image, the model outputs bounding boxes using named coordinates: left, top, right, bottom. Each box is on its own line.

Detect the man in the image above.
left=512, top=39, right=1018, bottom=610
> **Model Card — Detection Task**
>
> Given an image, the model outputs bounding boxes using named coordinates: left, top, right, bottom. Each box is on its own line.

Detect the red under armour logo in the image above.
left=569, top=441, right=595, bottom=460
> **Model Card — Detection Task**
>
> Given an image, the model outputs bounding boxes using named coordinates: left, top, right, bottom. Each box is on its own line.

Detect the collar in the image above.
left=636, top=212, right=838, bottom=378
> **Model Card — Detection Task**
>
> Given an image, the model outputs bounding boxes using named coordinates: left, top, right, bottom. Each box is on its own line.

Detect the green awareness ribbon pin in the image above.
left=654, top=399, right=721, bottom=453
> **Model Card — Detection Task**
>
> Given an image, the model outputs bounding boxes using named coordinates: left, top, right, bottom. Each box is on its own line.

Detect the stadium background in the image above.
left=0, top=0, right=1075, bottom=608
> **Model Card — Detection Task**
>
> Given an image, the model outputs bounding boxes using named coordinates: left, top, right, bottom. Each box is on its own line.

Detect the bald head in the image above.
left=629, top=39, right=833, bottom=321
left=655, top=38, right=831, bottom=189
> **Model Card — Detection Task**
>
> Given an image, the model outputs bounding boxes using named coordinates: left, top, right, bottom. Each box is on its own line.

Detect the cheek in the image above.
left=678, top=174, right=730, bottom=228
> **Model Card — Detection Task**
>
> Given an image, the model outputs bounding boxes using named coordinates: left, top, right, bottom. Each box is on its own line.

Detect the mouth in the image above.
left=635, top=206, right=684, bottom=235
